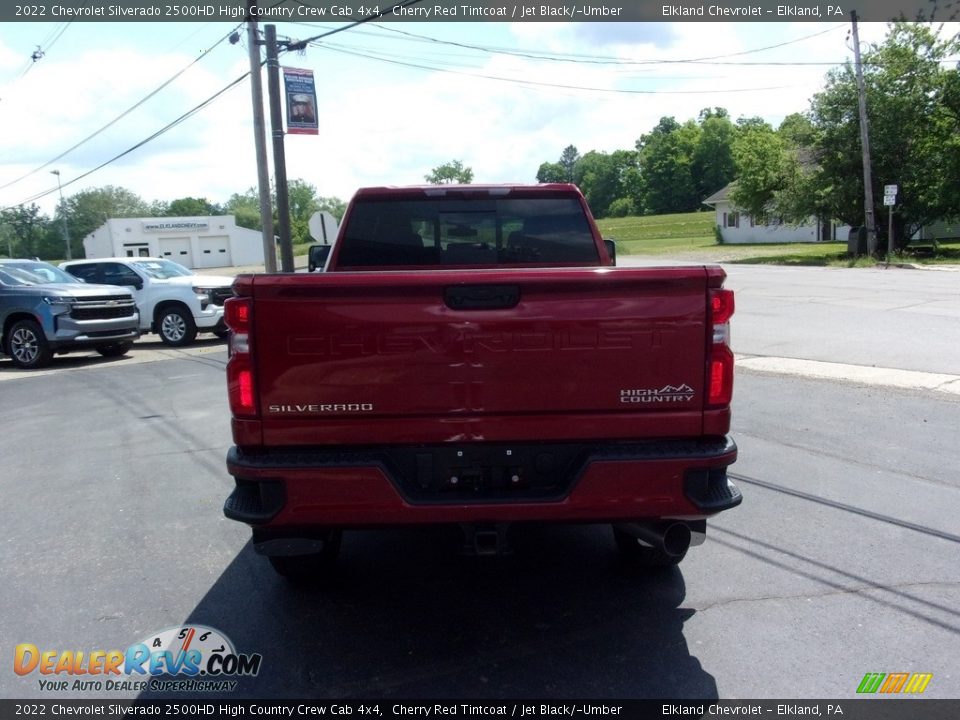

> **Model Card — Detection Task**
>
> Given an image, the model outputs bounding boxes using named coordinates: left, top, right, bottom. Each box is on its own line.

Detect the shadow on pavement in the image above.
left=139, top=524, right=717, bottom=700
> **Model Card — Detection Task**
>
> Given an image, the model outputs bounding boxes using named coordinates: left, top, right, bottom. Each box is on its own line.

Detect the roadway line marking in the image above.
left=736, top=355, right=960, bottom=396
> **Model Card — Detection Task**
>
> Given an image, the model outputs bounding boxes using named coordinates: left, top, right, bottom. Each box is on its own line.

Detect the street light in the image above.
left=50, top=169, right=71, bottom=261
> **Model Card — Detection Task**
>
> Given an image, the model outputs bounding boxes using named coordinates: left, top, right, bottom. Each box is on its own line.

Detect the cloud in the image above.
left=571, top=22, right=679, bottom=48
left=4, top=21, right=948, bottom=218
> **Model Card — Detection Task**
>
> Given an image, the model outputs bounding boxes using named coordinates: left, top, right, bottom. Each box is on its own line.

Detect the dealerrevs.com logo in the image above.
left=14, top=625, right=262, bottom=693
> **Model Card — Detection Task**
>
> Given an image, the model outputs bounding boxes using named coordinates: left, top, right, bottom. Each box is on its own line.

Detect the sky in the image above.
left=0, top=18, right=949, bottom=218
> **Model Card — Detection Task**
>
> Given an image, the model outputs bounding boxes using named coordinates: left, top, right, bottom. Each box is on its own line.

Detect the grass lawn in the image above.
left=596, top=212, right=716, bottom=255
left=725, top=241, right=960, bottom=266
left=597, top=211, right=960, bottom=266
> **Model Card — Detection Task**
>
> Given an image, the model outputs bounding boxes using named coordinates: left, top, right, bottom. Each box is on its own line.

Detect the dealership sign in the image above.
left=142, top=221, right=210, bottom=233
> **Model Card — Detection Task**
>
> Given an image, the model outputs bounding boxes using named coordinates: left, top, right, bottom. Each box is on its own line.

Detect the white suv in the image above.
left=61, top=257, right=234, bottom=346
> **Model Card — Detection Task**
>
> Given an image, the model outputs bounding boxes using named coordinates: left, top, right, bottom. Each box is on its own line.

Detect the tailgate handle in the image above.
left=444, top=285, right=521, bottom=310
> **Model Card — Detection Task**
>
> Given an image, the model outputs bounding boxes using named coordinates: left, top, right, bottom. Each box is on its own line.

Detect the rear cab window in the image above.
left=335, top=196, right=600, bottom=269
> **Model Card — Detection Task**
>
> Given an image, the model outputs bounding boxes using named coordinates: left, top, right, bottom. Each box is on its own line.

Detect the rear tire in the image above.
left=613, top=527, right=686, bottom=567
left=7, top=319, right=53, bottom=369
left=96, top=342, right=133, bottom=358
left=267, top=530, right=343, bottom=584
left=157, top=306, right=197, bottom=347
left=212, top=329, right=230, bottom=340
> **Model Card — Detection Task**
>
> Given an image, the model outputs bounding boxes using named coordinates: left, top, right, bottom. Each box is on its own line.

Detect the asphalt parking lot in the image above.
left=2, top=264, right=958, bottom=702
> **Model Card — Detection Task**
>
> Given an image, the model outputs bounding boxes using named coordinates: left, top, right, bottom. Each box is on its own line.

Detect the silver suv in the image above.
left=0, top=259, right=139, bottom=369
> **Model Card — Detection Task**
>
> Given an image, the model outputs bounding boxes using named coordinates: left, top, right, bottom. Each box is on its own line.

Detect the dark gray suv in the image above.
left=0, top=259, right=140, bottom=369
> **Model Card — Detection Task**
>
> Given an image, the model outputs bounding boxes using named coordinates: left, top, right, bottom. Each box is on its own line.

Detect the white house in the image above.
left=915, top=219, right=960, bottom=241
left=702, top=183, right=850, bottom=244
left=82, top=215, right=264, bottom=269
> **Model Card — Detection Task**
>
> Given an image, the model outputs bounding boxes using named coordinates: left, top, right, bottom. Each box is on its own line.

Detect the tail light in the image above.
left=707, top=288, right=734, bottom=407
left=225, top=296, right=257, bottom=418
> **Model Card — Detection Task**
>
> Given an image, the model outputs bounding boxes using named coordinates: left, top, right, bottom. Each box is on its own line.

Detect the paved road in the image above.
left=725, top=264, right=960, bottom=375
left=1, top=264, right=958, bottom=701
left=2, top=354, right=957, bottom=700
left=620, top=259, right=960, bottom=376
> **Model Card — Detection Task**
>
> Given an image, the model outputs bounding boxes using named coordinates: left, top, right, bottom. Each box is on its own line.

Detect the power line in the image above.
left=297, top=21, right=960, bottom=69
left=3, top=71, right=251, bottom=212
left=315, top=44, right=804, bottom=96
left=18, top=22, right=73, bottom=79
left=1, top=0, right=414, bottom=211
left=281, top=0, right=424, bottom=50
left=0, top=23, right=245, bottom=193
left=295, top=21, right=849, bottom=66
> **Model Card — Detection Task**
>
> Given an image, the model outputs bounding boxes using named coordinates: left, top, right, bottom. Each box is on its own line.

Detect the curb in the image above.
left=736, top=355, right=960, bottom=396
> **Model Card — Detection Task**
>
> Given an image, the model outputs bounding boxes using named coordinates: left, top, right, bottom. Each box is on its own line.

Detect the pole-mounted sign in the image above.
left=283, top=67, right=319, bottom=136
left=883, top=184, right=898, bottom=206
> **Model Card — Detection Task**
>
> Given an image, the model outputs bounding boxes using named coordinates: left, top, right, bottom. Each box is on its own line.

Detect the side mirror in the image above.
left=128, top=278, right=144, bottom=290
left=603, top=238, right=617, bottom=266
left=308, top=244, right=331, bottom=272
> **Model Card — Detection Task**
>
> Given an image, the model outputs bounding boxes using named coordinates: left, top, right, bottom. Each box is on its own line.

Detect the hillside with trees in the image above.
left=533, top=21, right=960, bottom=247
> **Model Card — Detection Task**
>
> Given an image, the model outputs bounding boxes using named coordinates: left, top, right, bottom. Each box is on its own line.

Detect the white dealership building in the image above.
left=82, top=216, right=264, bottom=269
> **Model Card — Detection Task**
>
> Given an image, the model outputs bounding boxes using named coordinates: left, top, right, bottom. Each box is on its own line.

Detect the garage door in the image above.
left=159, top=238, right=194, bottom=267
left=196, top=235, right=232, bottom=268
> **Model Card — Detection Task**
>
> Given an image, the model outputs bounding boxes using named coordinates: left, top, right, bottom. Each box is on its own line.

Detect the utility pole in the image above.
left=265, top=24, right=294, bottom=273
left=245, top=0, right=277, bottom=273
left=850, top=11, right=877, bottom=256
left=50, top=169, right=71, bottom=261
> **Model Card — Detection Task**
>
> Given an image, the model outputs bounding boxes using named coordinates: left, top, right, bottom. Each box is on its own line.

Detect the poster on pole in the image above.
left=283, top=67, right=318, bottom=135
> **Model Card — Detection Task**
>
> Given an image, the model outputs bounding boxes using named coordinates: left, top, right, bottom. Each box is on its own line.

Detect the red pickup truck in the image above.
left=223, top=184, right=740, bottom=581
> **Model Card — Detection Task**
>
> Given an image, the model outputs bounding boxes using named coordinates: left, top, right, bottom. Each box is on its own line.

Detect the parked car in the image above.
left=0, top=259, right=139, bottom=369
left=60, top=257, right=234, bottom=347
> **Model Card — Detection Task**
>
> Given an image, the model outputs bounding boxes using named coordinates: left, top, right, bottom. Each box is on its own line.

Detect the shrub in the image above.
left=607, top=198, right=636, bottom=218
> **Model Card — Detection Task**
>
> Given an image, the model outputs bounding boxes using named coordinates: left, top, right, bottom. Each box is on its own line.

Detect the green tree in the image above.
left=536, top=146, right=580, bottom=184
left=165, top=197, right=218, bottom=217
left=730, top=121, right=789, bottom=219
left=224, top=188, right=263, bottom=231
left=316, top=196, right=346, bottom=220
left=1, top=205, right=49, bottom=259
left=573, top=149, right=639, bottom=218
left=287, top=178, right=318, bottom=246
left=636, top=117, right=701, bottom=215
left=0, top=216, right=17, bottom=258
left=607, top=197, right=636, bottom=217
left=63, top=186, right=150, bottom=257
left=692, top=108, right=738, bottom=200
left=536, top=161, right=566, bottom=183
left=425, top=160, right=474, bottom=184
left=801, top=23, right=960, bottom=250
left=282, top=179, right=346, bottom=245
left=778, top=112, right=816, bottom=147
left=559, top=145, right=580, bottom=182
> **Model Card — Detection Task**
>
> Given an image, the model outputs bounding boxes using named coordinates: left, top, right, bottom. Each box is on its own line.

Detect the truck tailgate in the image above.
left=245, top=267, right=714, bottom=445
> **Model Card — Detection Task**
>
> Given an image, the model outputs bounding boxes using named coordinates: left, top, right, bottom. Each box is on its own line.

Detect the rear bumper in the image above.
left=224, top=437, right=740, bottom=528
